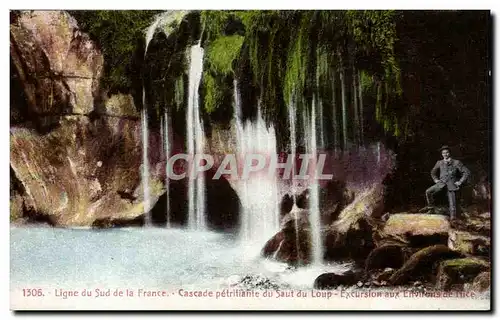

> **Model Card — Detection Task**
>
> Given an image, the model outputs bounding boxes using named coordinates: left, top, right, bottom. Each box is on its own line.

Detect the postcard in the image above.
left=9, top=9, right=491, bottom=311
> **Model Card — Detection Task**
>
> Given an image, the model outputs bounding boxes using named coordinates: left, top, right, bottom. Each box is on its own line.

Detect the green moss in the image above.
left=202, top=72, right=224, bottom=114
left=70, top=10, right=406, bottom=142
left=174, top=76, right=184, bottom=110
left=69, top=10, right=162, bottom=92
left=283, top=13, right=311, bottom=104
left=443, top=258, right=489, bottom=270
left=206, top=35, right=244, bottom=75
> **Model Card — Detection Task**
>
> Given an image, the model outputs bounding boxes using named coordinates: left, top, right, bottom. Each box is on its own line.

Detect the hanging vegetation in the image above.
left=71, top=10, right=406, bottom=141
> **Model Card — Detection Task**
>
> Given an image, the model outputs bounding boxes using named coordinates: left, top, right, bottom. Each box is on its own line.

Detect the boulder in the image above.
left=262, top=230, right=285, bottom=257
left=435, top=258, right=490, bottom=291
left=380, top=214, right=450, bottom=247
left=261, top=213, right=313, bottom=265
left=333, top=184, right=384, bottom=234
left=448, top=230, right=490, bottom=257
left=470, top=271, right=490, bottom=293
left=388, top=245, right=464, bottom=285
left=323, top=185, right=383, bottom=262
left=364, top=245, right=408, bottom=272
left=313, top=270, right=362, bottom=289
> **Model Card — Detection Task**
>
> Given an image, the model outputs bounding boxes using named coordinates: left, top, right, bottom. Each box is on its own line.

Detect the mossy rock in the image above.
left=436, top=258, right=490, bottom=291
left=381, top=214, right=450, bottom=247
left=388, top=244, right=464, bottom=285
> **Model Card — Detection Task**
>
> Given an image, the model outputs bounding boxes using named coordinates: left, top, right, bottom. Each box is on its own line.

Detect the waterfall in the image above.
left=318, top=98, right=325, bottom=149
left=377, top=141, right=381, bottom=165
left=332, top=70, right=339, bottom=152
left=140, top=104, right=151, bottom=224
left=164, top=112, right=171, bottom=228
left=358, top=70, right=364, bottom=146
left=353, top=70, right=359, bottom=146
left=142, top=11, right=190, bottom=227
left=234, top=81, right=280, bottom=244
left=309, top=96, right=323, bottom=265
left=288, top=96, right=300, bottom=262
left=340, top=66, right=348, bottom=150
left=187, top=43, right=206, bottom=230
left=141, top=17, right=157, bottom=225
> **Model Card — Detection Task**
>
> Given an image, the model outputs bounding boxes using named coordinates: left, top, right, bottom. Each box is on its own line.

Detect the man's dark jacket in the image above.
left=431, top=159, right=470, bottom=191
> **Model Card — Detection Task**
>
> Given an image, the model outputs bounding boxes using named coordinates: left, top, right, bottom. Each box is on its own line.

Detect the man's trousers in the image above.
left=425, top=183, right=457, bottom=219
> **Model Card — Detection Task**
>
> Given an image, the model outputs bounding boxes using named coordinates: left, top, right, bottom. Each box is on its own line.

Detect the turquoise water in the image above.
left=10, top=226, right=350, bottom=291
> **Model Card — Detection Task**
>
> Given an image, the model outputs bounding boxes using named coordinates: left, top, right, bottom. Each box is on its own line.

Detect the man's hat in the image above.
left=439, top=145, right=451, bottom=152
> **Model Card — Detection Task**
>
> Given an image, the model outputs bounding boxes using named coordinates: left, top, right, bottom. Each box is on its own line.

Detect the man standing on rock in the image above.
left=424, top=145, right=470, bottom=221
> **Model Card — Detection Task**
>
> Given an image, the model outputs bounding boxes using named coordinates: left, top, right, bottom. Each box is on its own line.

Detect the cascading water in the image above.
left=377, top=141, right=381, bottom=164
left=287, top=97, right=301, bottom=261
left=140, top=105, right=151, bottom=224
left=142, top=11, right=189, bottom=227
left=142, top=11, right=186, bottom=226
left=141, top=17, right=156, bottom=225
left=308, top=97, right=323, bottom=265
left=163, top=112, right=171, bottom=228
left=233, top=81, right=280, bottom=245
left=318, top=98, right=325, bottom=149
left=186, top=43, right=206, bottom=230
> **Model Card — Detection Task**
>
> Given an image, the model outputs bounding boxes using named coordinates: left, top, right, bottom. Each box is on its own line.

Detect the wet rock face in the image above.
left=10, top=11, right=103, bottom=119
left=10, top=116, right=163, bottom=226
left=262, top=205, right=315, bottom=266
left=9, top=11, right=165, bottom=226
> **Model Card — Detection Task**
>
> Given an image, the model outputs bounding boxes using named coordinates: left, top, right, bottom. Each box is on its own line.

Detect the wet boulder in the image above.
left=323, top=184, right=383, bottom=262
left=381, top=214, right=450, bottom=247
left=262, top=230, right=285, bottom=257
left=261, top=211, right=313, bottom=266
left=365, top=244, right=409, bottom=272
left=435, top=258, right=490, bottom=291
left=313, top=270, right=362, bottom=289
